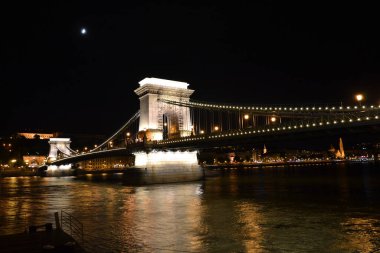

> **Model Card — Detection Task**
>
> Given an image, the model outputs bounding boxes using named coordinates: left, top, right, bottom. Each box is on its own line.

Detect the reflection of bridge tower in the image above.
left=134, top=77, right=194, bottom=141
left=47, top=138, right=72, bottom=162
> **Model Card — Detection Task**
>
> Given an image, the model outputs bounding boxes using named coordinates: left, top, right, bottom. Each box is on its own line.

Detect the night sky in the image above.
left=1, top=1, right=379, bottom=136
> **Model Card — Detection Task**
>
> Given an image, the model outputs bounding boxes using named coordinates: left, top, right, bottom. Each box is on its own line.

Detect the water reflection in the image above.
left=339, top=217, right=380, bottom=252
left=0, top=163, right=380, bottom=252
left=236, top=202, right=264, bottom=252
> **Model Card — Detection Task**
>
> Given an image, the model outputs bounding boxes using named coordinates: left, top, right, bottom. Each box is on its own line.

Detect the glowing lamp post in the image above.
left=355, top=94, right=364, bottom=106
left=243, top=114, right=249, bottom=128
left=10, top=159, right=17, bottom=168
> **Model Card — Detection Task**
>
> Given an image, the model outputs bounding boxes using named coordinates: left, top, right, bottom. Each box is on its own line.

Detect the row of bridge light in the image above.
left=158, top=115, right=379, bottom=145
left=187, top=101, right=380, bottom=112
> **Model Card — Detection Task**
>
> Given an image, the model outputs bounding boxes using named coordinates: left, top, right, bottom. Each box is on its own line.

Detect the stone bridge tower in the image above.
left=134, top=77, right=194, bottom=141
left=47, top=138, right=72, bottom=163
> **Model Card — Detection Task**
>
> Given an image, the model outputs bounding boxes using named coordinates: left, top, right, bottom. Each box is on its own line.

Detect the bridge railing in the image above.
left=160, top=98, right=380, bottom=114
left=155, top=110, right=379, bottom=146
left=60, top=210, right=84, bottom=246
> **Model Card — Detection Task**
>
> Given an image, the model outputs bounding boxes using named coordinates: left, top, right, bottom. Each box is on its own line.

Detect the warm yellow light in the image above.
left=94, top=144, right=98, bottom=148
left=270, top=116, right=277, bottom=122
left=244, top=114, right=249, bottom=120
left=10, top=159, right=17, bottom=163
left=200, top=130, right=204, bottom=134
left=163, top=123, right=167, bottom=126
left=126, top=132, right=130, bottom=137
left=355, top=94, right=364, bottom=102
left=214, top=126, right=219, bottom=131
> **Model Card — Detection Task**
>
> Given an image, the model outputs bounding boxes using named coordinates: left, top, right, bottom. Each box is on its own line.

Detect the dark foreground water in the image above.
left=1, top=162, right=380, bottom=252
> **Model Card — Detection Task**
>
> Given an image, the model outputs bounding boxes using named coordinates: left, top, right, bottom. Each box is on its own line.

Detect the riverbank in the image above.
left=203, top=159, right=377, bottom=169
left=0, top=169, right=38, bottom=177
left=1, top=159, right=377, bottom=178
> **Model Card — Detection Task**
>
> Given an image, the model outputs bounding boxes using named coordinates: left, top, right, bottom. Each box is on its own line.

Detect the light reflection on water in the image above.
left=1, top=163, right=380, bottom=252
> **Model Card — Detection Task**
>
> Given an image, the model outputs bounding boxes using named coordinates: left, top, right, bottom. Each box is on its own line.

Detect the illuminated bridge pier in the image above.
left=132, top=150, right=202, bottom=184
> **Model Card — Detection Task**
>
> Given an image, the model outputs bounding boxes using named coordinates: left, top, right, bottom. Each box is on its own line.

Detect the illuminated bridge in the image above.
left=44, top=77, right=380, bottom=183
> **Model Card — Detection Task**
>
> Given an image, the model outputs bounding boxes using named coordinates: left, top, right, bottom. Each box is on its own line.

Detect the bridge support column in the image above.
left=131, top=150, right=204, bottom=184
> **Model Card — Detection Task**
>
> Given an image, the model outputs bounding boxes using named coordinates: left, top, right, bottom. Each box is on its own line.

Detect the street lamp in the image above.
left=355, top=93, right=364, bottom=106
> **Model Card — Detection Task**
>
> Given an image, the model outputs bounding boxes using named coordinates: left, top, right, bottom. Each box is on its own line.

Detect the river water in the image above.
left=1, top=162, right=380, bottom=252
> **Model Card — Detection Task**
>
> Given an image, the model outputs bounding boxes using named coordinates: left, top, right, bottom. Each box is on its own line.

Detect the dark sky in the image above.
left=1, top=1, right=379, bottom=135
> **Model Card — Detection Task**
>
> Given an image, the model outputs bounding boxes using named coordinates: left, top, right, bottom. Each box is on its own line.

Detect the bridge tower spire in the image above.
left=134, top=77, right=194, bottom=141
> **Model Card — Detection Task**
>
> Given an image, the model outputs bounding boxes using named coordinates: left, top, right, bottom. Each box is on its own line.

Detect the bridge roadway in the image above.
left=47, top=117, right=380, bottom=166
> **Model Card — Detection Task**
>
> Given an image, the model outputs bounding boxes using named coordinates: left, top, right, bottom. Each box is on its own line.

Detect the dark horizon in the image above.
left=1, top=1, right=380, bottom=136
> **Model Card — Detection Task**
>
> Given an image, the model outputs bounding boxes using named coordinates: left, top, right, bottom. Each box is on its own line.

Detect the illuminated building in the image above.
left=17, top=132, right=59, bottom=140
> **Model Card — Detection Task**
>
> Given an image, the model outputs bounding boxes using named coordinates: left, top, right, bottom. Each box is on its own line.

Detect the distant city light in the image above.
left=214, top=126, right=219, bottom=131
left=270, top=116, right=277, bottom=122
left=81, top=28, right=87, bottom=35
left=244, top=114, right=249, bottom=120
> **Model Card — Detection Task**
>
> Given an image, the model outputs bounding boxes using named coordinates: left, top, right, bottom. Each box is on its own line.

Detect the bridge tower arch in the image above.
left=134, top=77, right=194, bottom=141
left=47, top=138, right=72, bottom=163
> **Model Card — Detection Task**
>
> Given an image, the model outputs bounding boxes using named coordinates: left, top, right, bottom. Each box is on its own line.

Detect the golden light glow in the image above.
left=10, top=159, right=17, bottom=163
left=126, top=132, right=130, bottom=137
left=214, top=126, right=219, bottom=131
left=200, top=130, right=204, bottom=134
left=355, top=94, right=364, bottom=102
left=244, top=114, right=249, bottom=120
left=270, top=116, right=277, bottom=122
